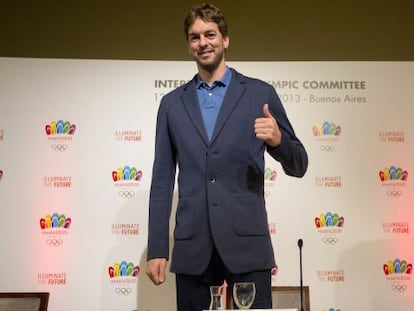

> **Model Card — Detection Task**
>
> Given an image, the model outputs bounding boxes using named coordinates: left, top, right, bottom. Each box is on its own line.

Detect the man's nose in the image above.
left=199, top=35, right=207, bottom=46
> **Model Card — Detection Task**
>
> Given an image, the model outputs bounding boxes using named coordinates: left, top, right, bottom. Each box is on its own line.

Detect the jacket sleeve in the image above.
left=147, top=98, right=177, bottom=261
left=265, top=85, right=308, bottom=177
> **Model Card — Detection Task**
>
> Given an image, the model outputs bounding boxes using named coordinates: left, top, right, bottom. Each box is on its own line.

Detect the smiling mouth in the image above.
left=198, top=50, right=213, bottom=57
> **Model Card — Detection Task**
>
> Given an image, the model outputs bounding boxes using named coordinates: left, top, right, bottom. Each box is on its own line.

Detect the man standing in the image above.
left=146, top=3, right=308, bottom=310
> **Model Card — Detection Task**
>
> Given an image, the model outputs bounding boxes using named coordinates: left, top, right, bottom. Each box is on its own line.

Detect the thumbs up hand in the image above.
left=254, top=104, right=282, bottom=147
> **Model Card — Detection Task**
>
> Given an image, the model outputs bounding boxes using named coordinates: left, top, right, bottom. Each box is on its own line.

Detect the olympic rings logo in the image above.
left=387, top=190, right=402, bottom=198
left=51, top=144, right=68, bottom=152
left=119, top=190, right=135, bottom=199
left=322, top=236, right=338, bottom=245
left=46, top=239, right=63, bottom=247
left=320, top=145, right=335, bottom=152
left=391, top=284, right=407, bottom=292
left=114, top=287, right=132, bottom=295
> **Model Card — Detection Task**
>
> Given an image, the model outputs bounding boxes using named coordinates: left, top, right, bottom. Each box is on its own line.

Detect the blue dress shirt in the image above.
left=196, top=68, right=232, bottom=140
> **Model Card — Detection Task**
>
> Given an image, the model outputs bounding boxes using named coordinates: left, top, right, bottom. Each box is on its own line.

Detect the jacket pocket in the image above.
left=231, top=194, right=269, bottom=236
left=174, top=197, right=196, bottom=240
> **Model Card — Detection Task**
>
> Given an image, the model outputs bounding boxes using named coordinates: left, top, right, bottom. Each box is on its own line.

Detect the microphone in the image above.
left=297, top=239, right=304, bottom=311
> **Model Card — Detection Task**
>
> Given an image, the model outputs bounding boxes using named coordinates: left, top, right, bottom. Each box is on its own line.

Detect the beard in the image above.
left=195, top=49, right=225, bottom=73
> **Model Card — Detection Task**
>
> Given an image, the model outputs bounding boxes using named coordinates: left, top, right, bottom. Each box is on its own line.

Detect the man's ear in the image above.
left=223, top=36, right=230, bottom=49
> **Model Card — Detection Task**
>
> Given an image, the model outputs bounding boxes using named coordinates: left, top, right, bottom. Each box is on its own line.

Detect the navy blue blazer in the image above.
left=147, top=68, right=308, bottom=275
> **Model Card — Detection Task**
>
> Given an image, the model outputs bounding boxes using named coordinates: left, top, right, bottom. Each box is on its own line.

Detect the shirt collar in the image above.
left=197, top=67, right=232, bottom=89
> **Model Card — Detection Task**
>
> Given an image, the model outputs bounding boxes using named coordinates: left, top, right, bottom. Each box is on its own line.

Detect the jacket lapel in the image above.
left=180, top=70, right=247, bottom=146
left=181, top=77, right=210, bottom=145
left=210, top=70, right=247, bottom=144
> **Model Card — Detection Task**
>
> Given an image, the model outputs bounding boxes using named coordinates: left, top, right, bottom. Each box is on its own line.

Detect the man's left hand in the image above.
left=254, top=104, right=282, bottom=147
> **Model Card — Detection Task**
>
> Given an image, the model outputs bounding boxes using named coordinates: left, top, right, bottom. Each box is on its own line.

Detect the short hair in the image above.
left=184, top=3, right=229, bottom=39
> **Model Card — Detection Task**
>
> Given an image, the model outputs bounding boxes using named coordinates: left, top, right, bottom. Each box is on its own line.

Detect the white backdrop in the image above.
left=0, top=58, right=413, bottom=311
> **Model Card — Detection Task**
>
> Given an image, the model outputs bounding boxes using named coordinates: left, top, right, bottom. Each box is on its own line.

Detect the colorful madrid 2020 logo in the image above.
left=108, top=261, right=140, bottom=296
left=379, top=165, right=408, bottom=183
left=112, top=165, right=143, bottom=199
left=40, top=213, right=72, bottom=247
left=379, top=165, right=408, bottom=198
left=315, top=212, right=344, bottom=245
left=384, top=258, right=412, bottom=293
left=45, top=120, right=76, bottom=152
left=268, top=223, right=276, bottom=235
left=312, top=121, right=341, bottom=153
left=384, top=258, right=412, bottom=276
left=264, top=167, right=277, bottom=197
left=264, top=167, right=277, bottom=183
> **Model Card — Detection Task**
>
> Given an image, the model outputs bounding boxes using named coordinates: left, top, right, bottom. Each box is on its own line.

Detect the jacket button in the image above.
left=208, top=177, right=216, bottom=183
